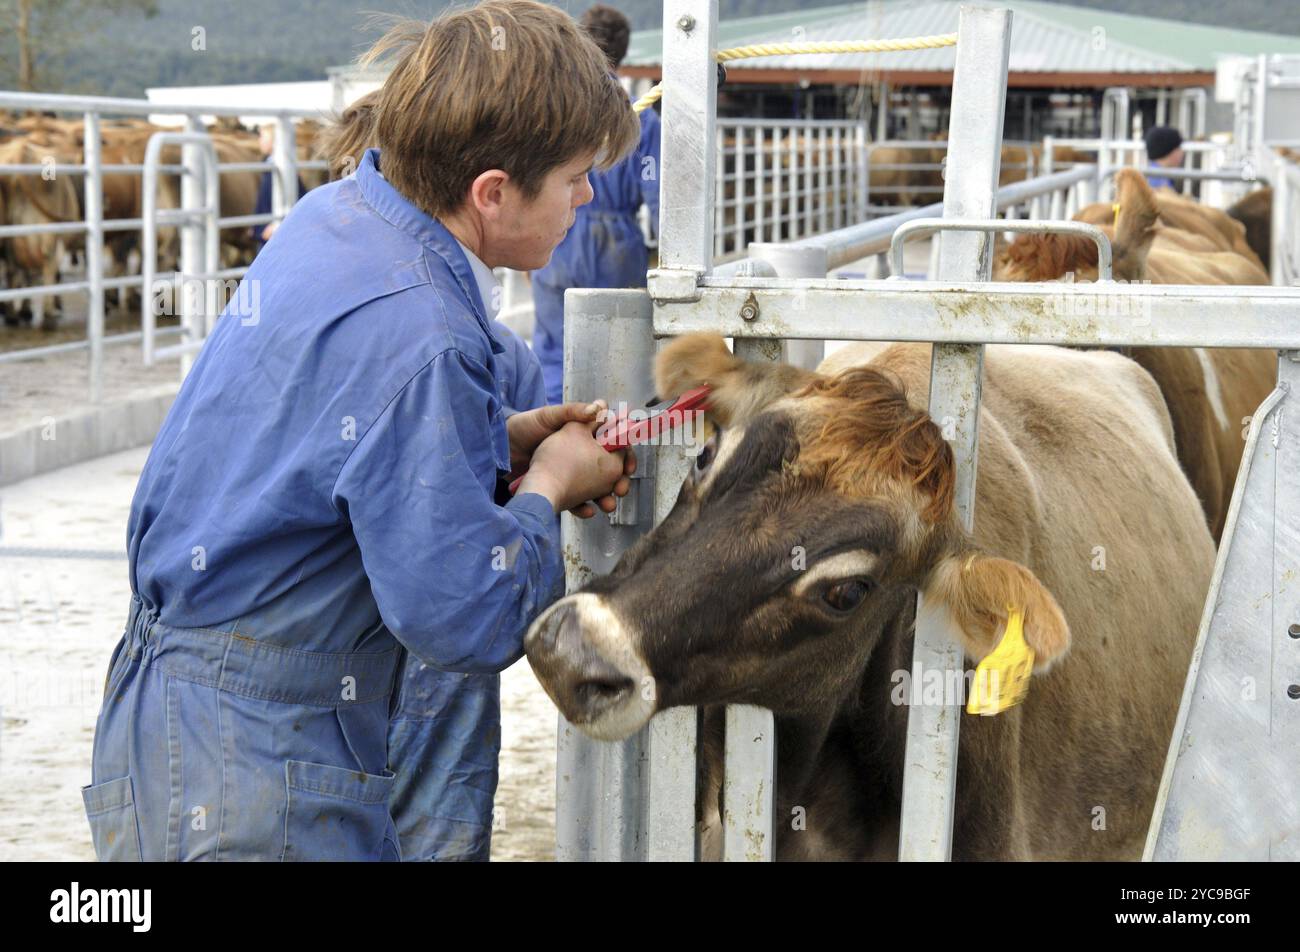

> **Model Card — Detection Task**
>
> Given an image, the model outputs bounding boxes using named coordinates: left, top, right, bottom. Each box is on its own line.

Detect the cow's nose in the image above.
left=527, top=600, right=636, bottom=725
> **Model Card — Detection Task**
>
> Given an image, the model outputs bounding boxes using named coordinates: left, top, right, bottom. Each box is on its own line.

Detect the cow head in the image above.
left=993, top=168, right=1160, bottom=283
left=526, top=335, right=1070, bottom=740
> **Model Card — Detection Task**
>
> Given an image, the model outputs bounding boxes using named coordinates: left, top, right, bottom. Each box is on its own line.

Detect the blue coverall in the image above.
left=387, top=260, right=548, bottom=862
left=83, top=147, right=565, bottom=861
left=532, top=102, right=660, bottom=404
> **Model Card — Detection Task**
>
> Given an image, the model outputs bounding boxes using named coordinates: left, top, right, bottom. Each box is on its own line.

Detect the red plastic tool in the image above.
left=508, top=384, right=712, bottom=495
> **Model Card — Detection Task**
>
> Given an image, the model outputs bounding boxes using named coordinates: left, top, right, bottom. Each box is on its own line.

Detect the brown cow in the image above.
left=0, top=136, right=80, bottom=328
left=994, top=168, right=1276, bottom=541
left=1226, top=187, right=1271, bottom=274
left=868, top=145, right=944, bottom=207
left=527, top=333, right=1214, bottom=859
left=1075, top=186, right=1264, bottom=270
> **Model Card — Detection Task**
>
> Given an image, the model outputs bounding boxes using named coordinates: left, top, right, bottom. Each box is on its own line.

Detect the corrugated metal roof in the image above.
left=623, top=0, right=1300, bottom=74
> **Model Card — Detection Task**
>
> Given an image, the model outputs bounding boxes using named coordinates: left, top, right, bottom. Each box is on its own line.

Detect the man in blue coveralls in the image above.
left=531, top=4, right=661, bottom=405
left=82, top=0, right=640, bottom=861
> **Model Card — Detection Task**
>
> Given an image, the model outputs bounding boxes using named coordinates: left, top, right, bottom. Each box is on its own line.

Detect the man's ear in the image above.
left=923, top=551, right=1070, bottom=672
left=654, top=333, right=819, bottom=428
left=468, top=168, right=510, bottom=220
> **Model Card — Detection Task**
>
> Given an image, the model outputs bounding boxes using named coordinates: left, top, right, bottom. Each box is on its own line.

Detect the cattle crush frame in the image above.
left=557, top=1, right=1300, bottom=861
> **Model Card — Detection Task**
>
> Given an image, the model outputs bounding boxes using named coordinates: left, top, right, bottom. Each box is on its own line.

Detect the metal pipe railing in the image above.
left=714, top=164, right=1096, bottom=278
left=0, top=90, right=329, bottom=396
left=890, top=217, right=1113, bottom=280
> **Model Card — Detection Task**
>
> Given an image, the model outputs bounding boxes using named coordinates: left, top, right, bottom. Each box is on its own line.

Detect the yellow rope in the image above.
left=631, top=34, right=959, bottom=114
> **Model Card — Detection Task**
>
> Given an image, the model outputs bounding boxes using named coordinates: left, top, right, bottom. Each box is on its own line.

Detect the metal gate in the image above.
left=558, top=1, right=1300, bottom=861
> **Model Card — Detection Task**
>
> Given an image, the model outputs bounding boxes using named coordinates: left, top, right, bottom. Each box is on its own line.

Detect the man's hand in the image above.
left=506, top=400, right=606, bottom=474
left=512, top=402, right=637, bottom=519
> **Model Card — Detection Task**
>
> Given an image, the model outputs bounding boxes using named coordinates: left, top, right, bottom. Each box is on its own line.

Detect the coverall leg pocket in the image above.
left=82, top=776, right=143, bottom=862
left=281, top=760, right=397, bottom=862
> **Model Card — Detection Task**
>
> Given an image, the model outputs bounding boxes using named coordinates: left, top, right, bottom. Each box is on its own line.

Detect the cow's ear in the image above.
left=922, top=551, right=1070, bottom=672
left=654, top=333, right=820, bottom=428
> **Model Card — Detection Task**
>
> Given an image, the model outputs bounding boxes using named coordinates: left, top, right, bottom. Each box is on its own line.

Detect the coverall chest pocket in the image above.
left=82, top=775, right=143, bottom=862
left=282, top=760, right=398, bottom=862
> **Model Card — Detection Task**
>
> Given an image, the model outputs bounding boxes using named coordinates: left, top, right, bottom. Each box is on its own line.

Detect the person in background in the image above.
left=1144, top=125, right=1184, bottom=190
left=531, top=3, right=660, bottom=405
left=251, top=123, right=307, bottom=251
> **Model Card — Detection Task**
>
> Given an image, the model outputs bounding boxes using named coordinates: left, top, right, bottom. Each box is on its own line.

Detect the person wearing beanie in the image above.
left=1144, top=126, right=1184, bottom=190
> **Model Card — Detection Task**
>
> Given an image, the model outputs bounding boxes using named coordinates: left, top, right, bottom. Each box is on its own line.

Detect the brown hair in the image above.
left=581, top=4, right=631, bottom=68
left=360, top=0, right=640, bottom=218
left=793, top=369, right=956, bottom=524
left=317, top=89, right=381, bottom=181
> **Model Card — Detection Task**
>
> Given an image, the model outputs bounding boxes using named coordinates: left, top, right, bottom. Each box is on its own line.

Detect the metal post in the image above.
left=898, top=4, right=1011, bottom=862
left=179, top=117, right=205, bottom=378
left=650, top=0, right=718, bottom=300
left=555, top=289, right=659, bottom=861
left=749, top=242, right=828, bottom=370
left=646, top=411, right=699, bottom=860
left=83, top=110, right=105, bottom=403
left=1273, top=156, right=1290, bottom=286
left=271, top=116, right=298, bottom=227
left=722, top=703, right=776, bottom=861
left=855, top=121, right=868, bottom=222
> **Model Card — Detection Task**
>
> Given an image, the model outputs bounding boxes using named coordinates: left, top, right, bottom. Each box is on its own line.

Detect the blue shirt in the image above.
left=588, top=103, right=660, bottom=220
left=127, top=147, right=565, bottom=674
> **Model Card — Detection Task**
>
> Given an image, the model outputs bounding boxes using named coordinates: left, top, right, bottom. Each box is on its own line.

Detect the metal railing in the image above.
left=0, top=90, right=328, bottom=399
left=1042, top=135, right=1240, bottom=202
left=563, top=0, right=1300, bottom=862
left=710, top=120, right=1041, bottom=260
left=1271, top=150, right=1300, bottom=286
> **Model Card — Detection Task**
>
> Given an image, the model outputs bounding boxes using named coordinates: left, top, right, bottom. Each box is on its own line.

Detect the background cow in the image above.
left=994, top=168, right=1276, bottom=541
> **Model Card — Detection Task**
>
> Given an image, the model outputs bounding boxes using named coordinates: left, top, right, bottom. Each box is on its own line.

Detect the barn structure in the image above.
left=618, top=0, right=1300, bottom=139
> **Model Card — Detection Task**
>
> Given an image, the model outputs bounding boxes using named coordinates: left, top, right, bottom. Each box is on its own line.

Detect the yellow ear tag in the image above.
left=966, top=607, right=1034, bottom=716
left=1111, top=202, right=1122, bottom=223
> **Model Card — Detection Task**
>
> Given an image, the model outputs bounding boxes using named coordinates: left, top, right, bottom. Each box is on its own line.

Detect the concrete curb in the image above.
left=0, top=385, right=178, bottom=487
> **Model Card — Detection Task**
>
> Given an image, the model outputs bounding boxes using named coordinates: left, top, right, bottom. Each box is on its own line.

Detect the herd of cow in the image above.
left=0, top=113, right=328, bottom=330
left=525, top=166, right=1281, bottom=860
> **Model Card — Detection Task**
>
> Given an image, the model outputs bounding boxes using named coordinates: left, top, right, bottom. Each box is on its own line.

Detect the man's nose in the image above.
left=575, top=176, right=593, bottom=207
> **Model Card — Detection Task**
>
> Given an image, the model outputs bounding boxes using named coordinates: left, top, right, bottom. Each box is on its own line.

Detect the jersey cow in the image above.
left=527, top=333, right=1214, bottom=860
left=994, top=168, right=1275, bottom=541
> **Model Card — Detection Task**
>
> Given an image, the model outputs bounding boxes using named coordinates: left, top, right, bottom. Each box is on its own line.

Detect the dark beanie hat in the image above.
left=1145, top=126, right=1183, bottom=161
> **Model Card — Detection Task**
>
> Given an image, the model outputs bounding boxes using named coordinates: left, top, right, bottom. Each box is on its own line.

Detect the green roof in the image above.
left=624, top=0, right=1300, bottom=73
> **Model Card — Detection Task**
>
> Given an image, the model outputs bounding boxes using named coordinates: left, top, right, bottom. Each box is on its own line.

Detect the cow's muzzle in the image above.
left=525, top=593, right=656, bottom=740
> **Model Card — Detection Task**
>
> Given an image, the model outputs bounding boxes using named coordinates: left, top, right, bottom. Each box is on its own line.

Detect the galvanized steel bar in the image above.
left=897, top=4, right=1012, bottom=863
left=722, top=704, right=776, bottom=862
left=657, top=279, right=1300, bottom=349
left=83, top=111, right=105, bottom=403
left=0, top=89, right=323, bottom=119
left=890, top=218, right=1113, bottom=280
left=555, top=290, right=658, bottom=862
left=711, top=165, right=1093, bottom=279
left=656, top=0, right=718, bottom=280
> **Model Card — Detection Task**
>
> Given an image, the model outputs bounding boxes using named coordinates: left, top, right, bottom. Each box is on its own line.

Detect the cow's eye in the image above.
left=822, top=578, right=875, bottom=613
left=695, top=433, right=718, bottom=471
